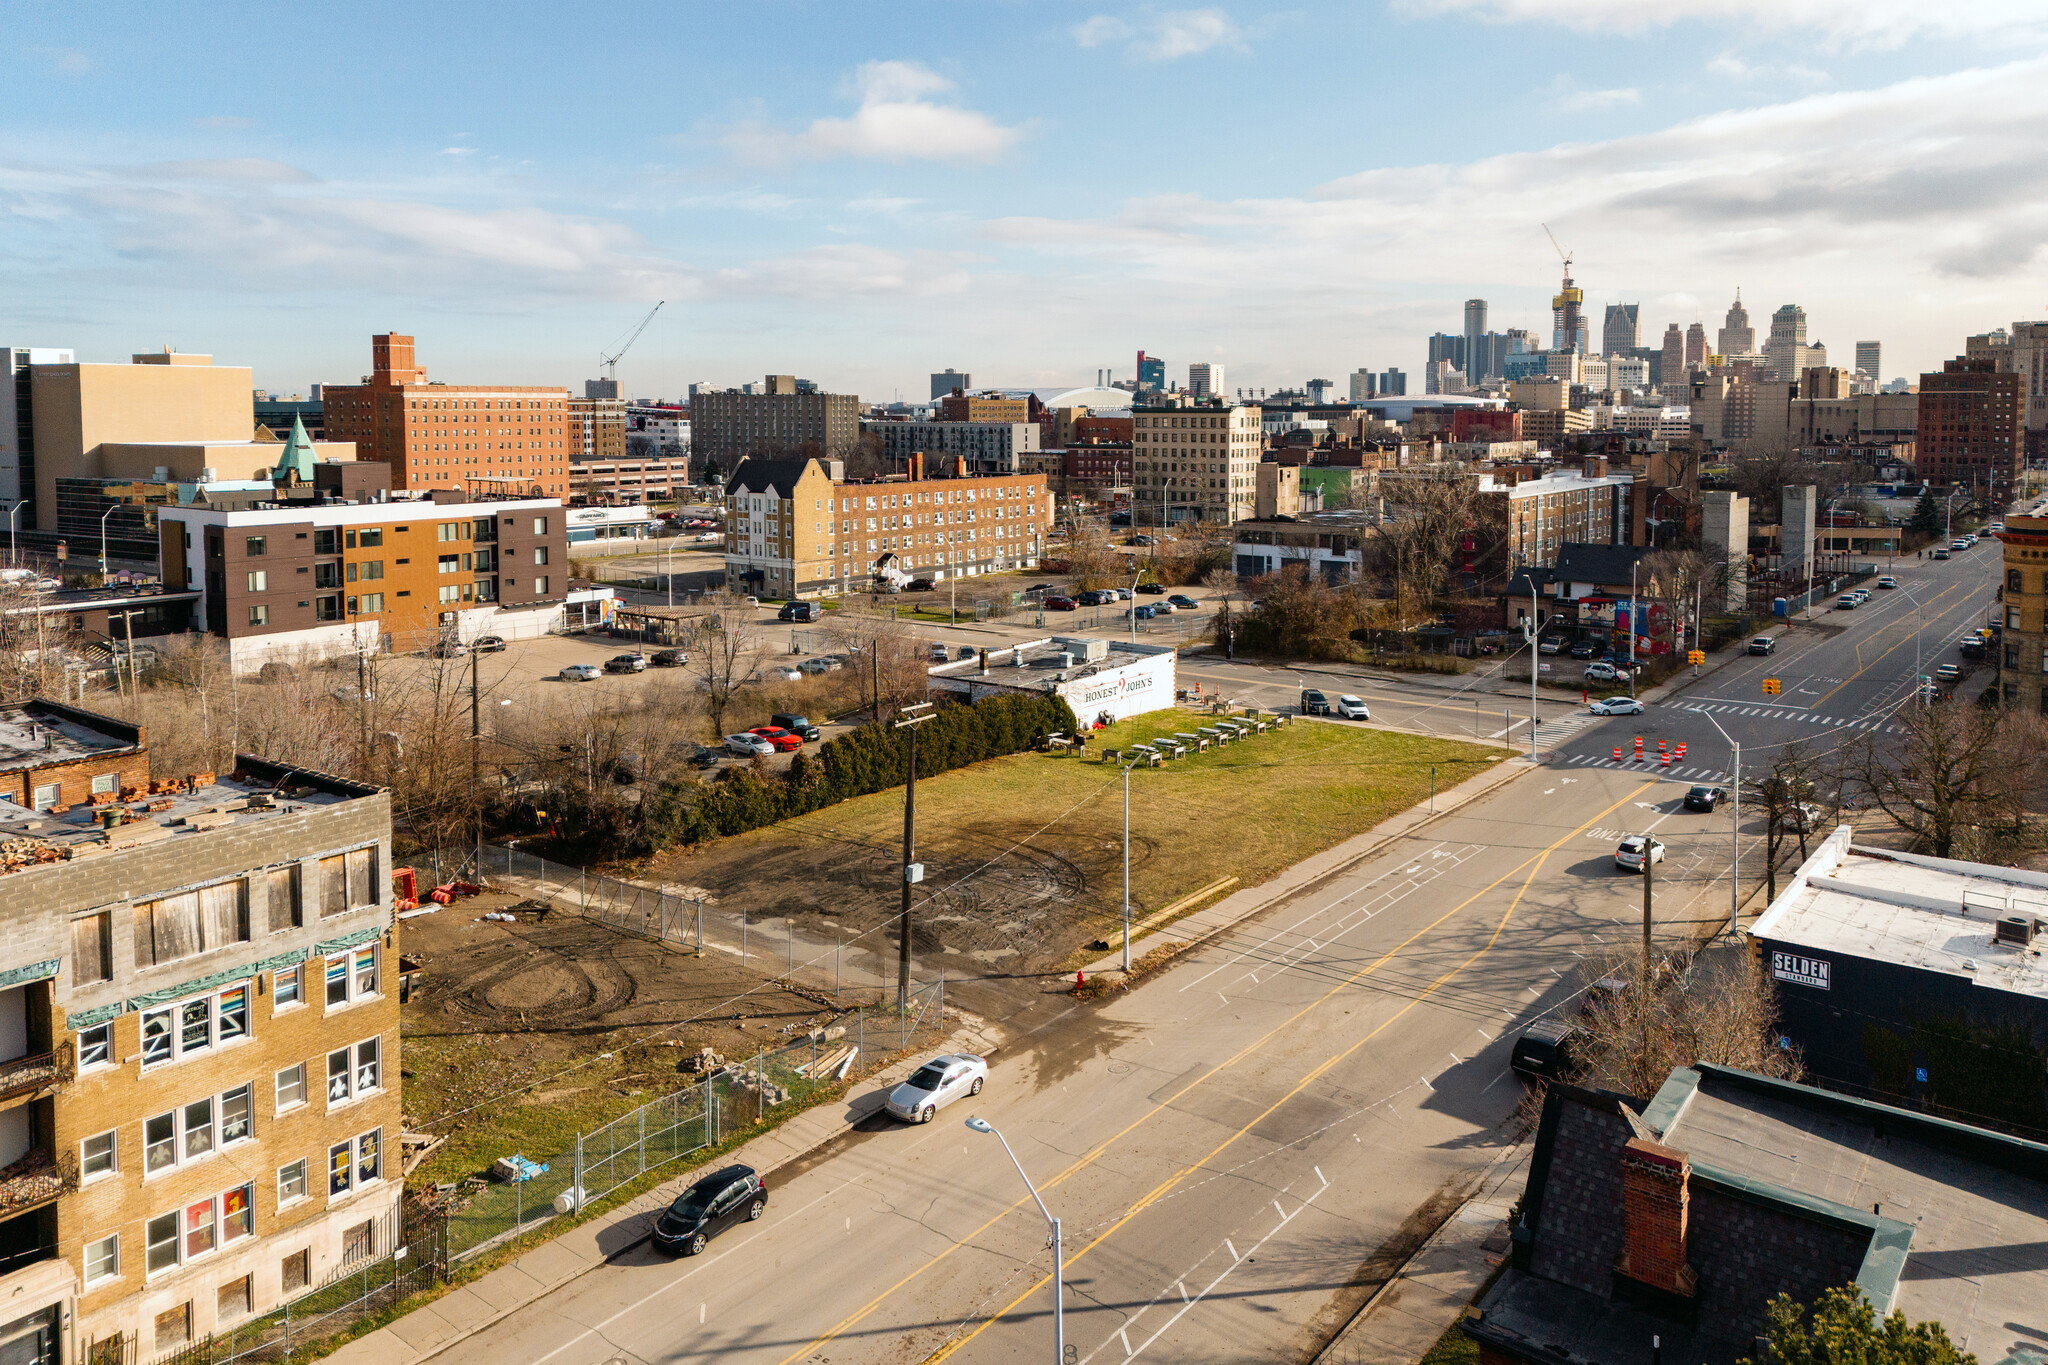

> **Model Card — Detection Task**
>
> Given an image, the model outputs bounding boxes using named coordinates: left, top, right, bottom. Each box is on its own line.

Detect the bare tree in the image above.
left=1375, top=469, right=1476, bottom=622
left=1571, top=948, right=1803, bottom=1100
left=1642, top=547, right=1730, bottom=650
left=1837, top=702, right=2045, bottom=860
left=828, top=608, right=929, bottom=720
left=691, top=605, right=765, bottom=741
left=1756, top=742, right=1820, bottom=903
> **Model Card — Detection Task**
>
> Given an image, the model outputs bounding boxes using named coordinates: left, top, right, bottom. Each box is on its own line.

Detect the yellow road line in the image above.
left=1812, top=581, right=1966, bottom=709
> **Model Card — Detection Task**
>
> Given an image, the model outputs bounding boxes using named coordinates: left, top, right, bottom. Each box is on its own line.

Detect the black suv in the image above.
left=1510, top=1019, right=1583, bottom=1082
left=778, top=601, right=820, bottom=623
left=770, top=712, right=819, bottom=742
left=1299, top=688, right=1332, bottom=715
left=652, top=648, right=689, bottom=667
left=1683, top=785, right=1725, bottom=812
left=1568, top=639, right=1602, bottom=659
left=652, top=1165, right=768, bottom=1256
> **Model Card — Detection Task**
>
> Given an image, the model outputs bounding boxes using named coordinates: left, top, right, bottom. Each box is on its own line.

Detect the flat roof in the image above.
left=929, top=637, right=1170, bottom=689
left=0, top=702, right=140, bottom=774
left=1751, top=827, right=2048, bottom=1001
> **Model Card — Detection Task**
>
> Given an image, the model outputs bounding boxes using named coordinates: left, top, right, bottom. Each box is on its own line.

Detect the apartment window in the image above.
left=328, top=1038, right=381, bottom=1106
left=438, top=554, right=460, bottom=574
left=77, top=1021, right=113, bottom=1070
left=358, top=592, right=384, bottom=613
left=245, top=536, right=267, bottom=557
left=222, top=1184, right=254, bottom=1243
left=437, top=522, right=460, bottom=542
left=315, top=528, right=339, bottom=555
left=278, top=1160, right=308, bottom=1207
left=534, top=576, right=549, bottom=596
left=330, top=1128, right=383, bottom=1197
left=2011, top=569, right=2024, bottom=592
left=221, top=1084, right=253, bottom=1143
left=276, top=1061, right=308, bottom=1113
left=152, top=1302, right=190, bottom=1346
left=248, top=605, right=268, bottom=626
left=359, top=528, right=383, bottom=548
left=218, top=1274, right=252, bottom=1321
left=318, top=845, right=379, bottom=917
left=274, top=965, right=302, bottom=1008
left=342, top=1218, right=375, bottom=1264
left=439, top=585, right=462, bottom=605
left=72, top=910, right=111, bottom=984
left=139, top=981, right=253, bottom=1070
left=136, top=879, right=248, bottom=968
left=85, top=1234, right=119, bottom=1286
left=247, top=570, right=267, bottom=593
left=82, top=1129, right=118, bottom=1180
left=281, top=1248, right=310, bottom=1293
left=533, top=546, right=549, bottom=565
left=31, top=783, right=56, bottom=811
left=533, top=516, right=549, bottom=535
left=325, top=945, right=378, bottom=1008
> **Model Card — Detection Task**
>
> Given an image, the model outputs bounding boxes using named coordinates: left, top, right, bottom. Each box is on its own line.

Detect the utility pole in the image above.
left=1729, top=741, right=1740, bottom=936
left=470, top=634, right=483, bottom=853
left=895, top=701, right=936, bottom=1013
left=1642, top=826, right=1655, bottom=958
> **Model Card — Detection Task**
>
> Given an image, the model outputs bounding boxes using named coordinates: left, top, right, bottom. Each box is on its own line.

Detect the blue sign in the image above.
left=1916, top=1067, right=1928, bottom=1084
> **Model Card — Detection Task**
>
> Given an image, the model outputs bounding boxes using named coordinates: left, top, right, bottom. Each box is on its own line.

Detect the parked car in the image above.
left=804, top=655, right=846, bottom=674
left=694, top=531, right=721, bottom=543
left=1167, top=594, right=1200, bottom=611
left=606, top=653, right=649, bottom=673
left=1043, top=595, right=1078, bottom=611
left=1538, top=636, right=1566, bottom=655
left=1614, top=835, right=1666, bottom=871
left=1150, top=598, right=1177, bottom=613
left=778, top=601, right=820, bottom=623
left=1568, top=639, right=1602, bottom=659
left=1784, top=802, right=1827, bottom=833
left=1299, top=688, right=1332, bottom=715
left=1589, top=696, right=1644, bottom=716
left=428, top=640, right=468, bottom=658
left=1836, top=595, right=1858, bottom=610
left=1748, top=636, right=1776, bottom=655
left=1510, top=1019, right=1584, bottom=1082
left=1935, top=663, right=1963, bottom=683
left=652, top=1165, right=768, bottom=1256
left=1684, top=785, right=1726, bottom=812
left=686, top=743, right=721, bottom=769
left=1111, top=588, right=1133, bottom=600
left=559, top=663, right=601, bottom=682
left=652, top=648, right=689, bottom=667
left=1877, top=576, right=1897, bottom=588
left=748, top=726, right=804, bottom=752
left=1950, top=539, right=1970, bottom=551
left=1128, top=535, right=1156, bottom=546
left=884, top=1053, right=988, bottom=1123
left=1126, top=605, right=1158, bottom=620
left=724, top=732, right=776, bottom=757
left=766, top=664, right=804, bottom=682
left=905, top=578, right=934, bottom=592
left=1933, top=547, right=1951, bottom=560
left=1137, top=582, right=1167, bottom=595
left=956, top=645, right=978, bottom=660
left=770, top=713, right=819, bottom=741
left=1584, top=662, right=1622, bottom=683
left=929, top=643, right=950, bottom=662
left=1335, top=695, right=1371, bottom=720
left=472, top=635, right=507, bottom=653
left=1024, top=583, right=1056, bottom=597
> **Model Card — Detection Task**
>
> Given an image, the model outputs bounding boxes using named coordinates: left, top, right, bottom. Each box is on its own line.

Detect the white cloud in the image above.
left=1546, top=78, right=1639, bottom=112
left=706, top=244, right=970, bottom=299
left=192, top=115, right=254, bottom=131
left=1071, top=8, right=1247, bottom=60
left=132, top=159, right=318, bottom=185
left=1708, top=52, right=1831, bottom=85
left=1393, top=0, right=2048, bottom=47
left=724, top=60, right=1021, bottom=164
left=440, top=147, right=476, bottom=157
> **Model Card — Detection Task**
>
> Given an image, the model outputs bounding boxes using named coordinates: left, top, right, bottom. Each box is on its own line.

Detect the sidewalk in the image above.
left=328, top=1020, right=993, bottom=1365
left=1310, top=1138, right=1531, bottom=1364
left=1083, top=754, right=1533, bottom=978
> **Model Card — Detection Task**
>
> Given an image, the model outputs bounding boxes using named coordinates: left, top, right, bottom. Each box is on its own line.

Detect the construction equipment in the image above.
left=1542, top=222, right=1571, bottom=272
left=598, top=301, right=664, bottom=382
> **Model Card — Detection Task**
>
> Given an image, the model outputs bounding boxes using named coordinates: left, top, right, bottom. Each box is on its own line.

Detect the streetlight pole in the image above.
left=1121, top=757, right=1139, bottom=971
left=99, top=504, right=118, bottom=580
left=895, top=701, right=936, bottom=1014
left=5, top=501, right=21, bottom=567
left=1699, top=709, right=1742, bottom=936
left=964, top=1118, right=1061, bottom=1364
left=1519, top=582, right=1539, bottom=760
left=1628, top=563, right=1638, bottom=699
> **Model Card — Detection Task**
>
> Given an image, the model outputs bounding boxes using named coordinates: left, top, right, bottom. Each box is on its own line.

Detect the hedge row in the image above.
left=649, top=693, right=1079, bottom=846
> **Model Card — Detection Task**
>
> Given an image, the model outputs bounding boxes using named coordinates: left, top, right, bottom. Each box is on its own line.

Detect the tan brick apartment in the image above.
left=1997, top=515, right=2048, bottom=714
left=1131, top=402, right=1261, bottom=524
left=321, top=335, right=571, bottom=498
left=723, top=456, right=1051, bottom=598
left=566, top=397, right=627, bottom=465
left=0, top=712, right=399, bottom=1364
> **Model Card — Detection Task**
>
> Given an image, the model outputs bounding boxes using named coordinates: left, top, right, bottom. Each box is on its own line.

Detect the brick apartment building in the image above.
left=1131, top=403, right=1262, bottom=524
left=0, top=706, right=400, bottom=1363
left=723, top=455, right=1051, bottom=598
left=320, top=335, right=571, bottom=498
left=1997, top=514, right=2048, bottom=714
left=566, top=397, right=627, bottom=465
left=688, top=376, right=859, bottom=472
left=1917, top=355, right=2023, bottom=503
left=865, top=419, right=1041, bottom=477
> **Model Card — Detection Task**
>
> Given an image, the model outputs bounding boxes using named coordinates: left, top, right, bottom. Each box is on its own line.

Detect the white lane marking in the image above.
left=1421, top=1074, right=1434, bottom=1091
left=699, top=1303, right=706, bottom=1325
left=1225, top=1238, right=1239, bottom=1261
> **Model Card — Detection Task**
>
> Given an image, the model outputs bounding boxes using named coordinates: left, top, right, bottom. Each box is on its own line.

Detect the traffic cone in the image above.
left=1660, top=751, right=1672, bottom=768
left=1613, top=747, right=1622, bottom=761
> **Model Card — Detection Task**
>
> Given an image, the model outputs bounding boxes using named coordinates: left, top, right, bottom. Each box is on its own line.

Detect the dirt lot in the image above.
left=399, top=890, right=875, bottom=1186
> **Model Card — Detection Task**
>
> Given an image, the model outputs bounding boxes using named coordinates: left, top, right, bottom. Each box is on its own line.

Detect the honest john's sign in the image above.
left=1770, top=950, right=1830, bottom=990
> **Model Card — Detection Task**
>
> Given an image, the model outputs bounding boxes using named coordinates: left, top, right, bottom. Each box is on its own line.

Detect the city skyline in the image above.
left=6, top=2, right=2047, bottom=398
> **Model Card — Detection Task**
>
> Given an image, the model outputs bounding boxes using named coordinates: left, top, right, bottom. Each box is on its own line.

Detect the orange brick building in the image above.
left=321, top=336, right=572, bottom=497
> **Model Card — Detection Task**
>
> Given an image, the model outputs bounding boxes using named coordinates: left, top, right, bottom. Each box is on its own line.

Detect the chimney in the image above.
left=1616, top=1136, right=1698, bottom=1302
left=954, top=455, right=968, bottom=478
left=910, top=452, right=923, bottom=483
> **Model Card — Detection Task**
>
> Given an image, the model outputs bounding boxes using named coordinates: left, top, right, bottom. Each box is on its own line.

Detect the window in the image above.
left=437, top=522, right=461, bottom=542
left=268, top=864, right=301, bottom=932
left=221, top=1085, right=253, bottom=1144
left=85, top=1234, right=118, bottom=1286
left=533, top=516, right=549, bottom=535
left=246, top=570, right=267, bottom=592
left=279, top=1160, right=308, bottom=1206
left=274, top=965, right=302, bottom=1007
left=146, top=1215, right=181, bottom=1274
left=342, top=1218, right=375, bottom=1264
left=358, top=592, right=384, bottom=613
left=439, top=585, right=462, bottom=605
left=135, top=880, right=248, bottom=967
left=31, top=783, right=56, bottom=811
left=361, top=560, right=384, bottom=580
left=358, top=528, right=383, bottom=548
left=77, top=1021, right=112, bottom=1070
left=2011, top=569, right=2024, bottom=591
left=438, top=554, right=460, bottom=574
left=534, top=546, right=549, bottom=565
left=83, top=1130, right=117, bottom=1179
left=329, top=1141, right=352, bottom=1196
left=218, top=1274, right=251, bottom=1321
left=221, top=1184, right=253, bottom=1243
left=315, top=528, right=339, bottom=555
left=139, top=981, right=253, bottom=1070
left=329, top=1038, right=381, bottom=1105
left=318, top=846, right=378, bottom=918
left=534, top=576, right=549, bottom=596
left=153, top=1302, right=189, bottom=1347
left=218, top=986, right=249, bottom=1044
left=245, top=536, right=267, bottom=558
left=248, top=605, right=268, bottom=627
left=331, top=1130, right=382, bottom=1198
left=72, top=910, right=111, bottom=985
left=281, top=1249, right=310, bottom=1293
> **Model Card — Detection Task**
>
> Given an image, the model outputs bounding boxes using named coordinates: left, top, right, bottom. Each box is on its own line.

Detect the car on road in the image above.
left=1167, top=594, right=1200, bottom=611
left=1538, top=636, right=1566, bottom=655
left=1748, top=636, right=1776, bottom=655
left=724, top=732, right=776, bottom=757
left=471, top=634, right=506, bottom=653
left=1584, top=662, right=1623, bottom=683
left=929, top=642, right=950, bottom=662
left=694, top=531, right=721, bottom=543
left=1950, top=539, right=1970, bottom=551
left=1568, top=639, right=1603, bottom=659
left=652, top=1165, right=768, bottom=1256
left=885, top=1053, right=988, bottom=1123
left=748, top=726, right=805, bottom=752
left=1932, top=547, right=1951, bottom=560
left=957, top=645, right=978, bottom=660
left=1299, top=688, right=1332, bottom=715
left=1936, top=663, right=1963, bottom=683
left=1510, top=1019, right=1584, bottom=1082
left=1684, top=785, right=1727, bottom=812
left=1336, top=695, right=1371, bottom=720
left=605, top=653, right=649, bottom=673
left=1784, top=802, right=1827, bottom=833
left=771, top=712, right=819, bottom=741
left=1043, top=595, right=1078, bottom=611
left=1614, top=835, right=1666, bottom=871
left=428, top=639, right=468, bottom=658
left=1836, top=594, right=1858, bottom=610
left=559, top=663, right=601, bottom=682
left=1136, top=582, right=1167, bottom=595
left=1588, top=696, right=1644, bottom=716
left=652, top=648, right=689, bottom=667
left=1877, top=576, right=1897, bottom=589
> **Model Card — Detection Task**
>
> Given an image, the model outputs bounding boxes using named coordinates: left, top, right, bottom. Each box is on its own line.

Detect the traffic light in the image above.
left=1763, top=677, right=1781, bottom=696
left=1687, top=649, right=1705, bottom=665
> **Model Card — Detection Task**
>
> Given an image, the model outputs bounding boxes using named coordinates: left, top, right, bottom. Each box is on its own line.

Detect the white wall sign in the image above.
left=1770, top=951, right=1830, bottom=990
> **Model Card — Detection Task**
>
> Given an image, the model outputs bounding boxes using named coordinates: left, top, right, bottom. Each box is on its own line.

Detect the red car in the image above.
left=748, top=726, right=804, bottom=752
left=1043, top=595, right=1078, bottom=610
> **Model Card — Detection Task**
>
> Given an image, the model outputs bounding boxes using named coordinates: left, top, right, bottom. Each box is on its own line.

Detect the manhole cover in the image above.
left=1108, top=1061, right=1132, bottom=1074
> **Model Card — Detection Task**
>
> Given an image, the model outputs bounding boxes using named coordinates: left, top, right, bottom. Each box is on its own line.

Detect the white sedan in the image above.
left=885, top=1053, right=988, bottom=1123
left=724, top=733, right=776, bottom=757
left=1589, top=697, right=1644, bottom=716
left=1335, top=695, right=1371, bottom=720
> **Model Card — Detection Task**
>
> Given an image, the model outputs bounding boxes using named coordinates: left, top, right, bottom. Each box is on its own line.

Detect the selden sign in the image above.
left=1770, top=951, right=1830, bottom=990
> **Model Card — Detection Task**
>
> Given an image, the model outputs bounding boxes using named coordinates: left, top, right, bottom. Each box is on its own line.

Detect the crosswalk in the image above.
left=1532, top=711, right=1609, bottom=745
left=1676, top=702, right=1902, bottom=734
left=1556, top=753, right=1730, bottom=783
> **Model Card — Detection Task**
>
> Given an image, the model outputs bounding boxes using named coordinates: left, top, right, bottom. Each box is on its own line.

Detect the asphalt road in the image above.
left=427, top=761, right=1760, bottom=1365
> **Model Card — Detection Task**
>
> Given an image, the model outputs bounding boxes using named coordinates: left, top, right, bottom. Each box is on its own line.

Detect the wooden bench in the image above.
left=1199, top=726, right=1229, bottom=745
left=1174, top=732, right=1208, bottom=752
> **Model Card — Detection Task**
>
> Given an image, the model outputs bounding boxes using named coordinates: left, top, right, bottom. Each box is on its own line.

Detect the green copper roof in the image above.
left=273, top=413, right=316, bottom=482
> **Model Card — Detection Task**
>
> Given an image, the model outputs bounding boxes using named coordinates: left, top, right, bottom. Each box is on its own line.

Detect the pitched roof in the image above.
left=724, top=457, right=817, bottom=498
left=270, top=414, right=317, bottom=483
left=1549, top=542, right=1654, bottom=586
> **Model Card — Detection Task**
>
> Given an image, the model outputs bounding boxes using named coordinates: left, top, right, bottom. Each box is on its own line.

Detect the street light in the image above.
left=964, top=1117, right=1062, bottom=1364
left=1119, top=753, right=1146, bottom=970
left=4, top=501, right=21, bottom=566
left=1696, top=708, right=1743, bottom=937
left=1517, top=580, right=1539, bottom=760
left=99, top=504, right=119, bottom=579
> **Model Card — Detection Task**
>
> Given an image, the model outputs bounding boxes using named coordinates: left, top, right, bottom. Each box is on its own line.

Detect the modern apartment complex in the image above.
left=864, top=420, right=1040, bottom=477
left=1997, top=515, right=2048, bottom=714
left=688, top=376, right=859, bottom=471
left=722, top=455, right=1050, bottom=598
left=0, top=705, right=400, bottom=1363
left=1917, top=356, right=2024, bottom=501
left=1131, top=403, right=1262, bottom=524
left=159, top=491, right=566, bottom=668
left=319, top=335, right=572, bottom=498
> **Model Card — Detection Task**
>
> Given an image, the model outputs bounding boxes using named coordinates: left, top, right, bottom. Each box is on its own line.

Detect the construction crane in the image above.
left=1541, top=224, right=1583, bottom=354
left=598, top=301, right=664, bottom=382
left=1541, top=222, right=1571, bottom=272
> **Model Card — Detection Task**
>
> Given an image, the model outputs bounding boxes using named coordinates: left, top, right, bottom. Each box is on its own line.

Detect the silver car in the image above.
left=559, top=663, right=601, bottom=682
left=885, top=1053, right=988, bottom=1123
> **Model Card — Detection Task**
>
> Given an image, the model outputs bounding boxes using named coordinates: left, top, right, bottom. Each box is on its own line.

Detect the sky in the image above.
left=7, top=0, right=2048, bottom=402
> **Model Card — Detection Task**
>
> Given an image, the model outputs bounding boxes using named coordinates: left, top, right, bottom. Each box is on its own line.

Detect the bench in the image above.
left=1174, top=732, right=1208, bottom=752
left=1199, top=726, right=1229, bottom=745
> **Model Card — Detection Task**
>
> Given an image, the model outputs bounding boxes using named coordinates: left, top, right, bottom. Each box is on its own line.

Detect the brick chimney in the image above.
left=1615, top=1136, right=1698, bottom=1299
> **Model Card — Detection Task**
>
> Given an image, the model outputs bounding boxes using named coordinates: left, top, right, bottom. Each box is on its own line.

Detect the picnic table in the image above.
left=1174, top=732, right=1208, bottom=752
left=1199, top=725, right=1229, bottom=745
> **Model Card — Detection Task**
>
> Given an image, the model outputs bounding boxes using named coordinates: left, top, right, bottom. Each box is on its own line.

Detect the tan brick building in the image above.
left=0, top=723, right=402, bottom=1363
left=566, top=397, right=627, bottom=466
left=723, top=456, right=1051, bottom=598
left=321, top=335, right=571, bottom=498
left=1131, top=402, right=1261, bottom=525
left=1996, top=514, right=2048, bottom=714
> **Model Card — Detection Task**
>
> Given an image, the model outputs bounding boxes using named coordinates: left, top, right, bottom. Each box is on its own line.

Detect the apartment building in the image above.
left=159, top=492, right=565, bottom=669
left=723, top=455, right=1050, bottom=598
left=935, top=391, right=1029, bottom=424
left=688, top=376, right=859, bottom=471
left=864, top=420, right=1040, bottom=477
left=1918, top=356, right=2024, bottom=502
left=1131, top=403, right=1261, bottom=524
left=320, top=335, right=571, bottom=498
left=1476, top=468, right=1634, bottom=574
left=1997, top=515, right=2048, bottom=714
left=3, top=347, right=75, bottom=524
left=565, top=397, right=627, bottom=466
left=0, top=707, right=399, bottom=1363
